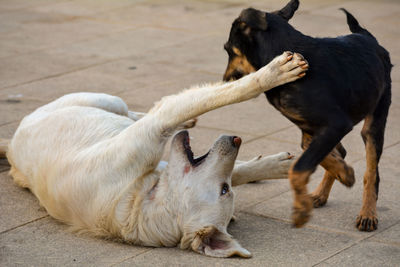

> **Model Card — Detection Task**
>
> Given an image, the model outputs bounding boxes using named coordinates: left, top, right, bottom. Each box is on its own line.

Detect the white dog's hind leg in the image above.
left=39, top=93, right=130, bottom=116
left=232, top=152, right=295, bottom=186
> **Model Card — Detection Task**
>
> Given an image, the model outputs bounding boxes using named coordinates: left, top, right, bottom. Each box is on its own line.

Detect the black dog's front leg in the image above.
left=289, top=117, right=353, bottom=227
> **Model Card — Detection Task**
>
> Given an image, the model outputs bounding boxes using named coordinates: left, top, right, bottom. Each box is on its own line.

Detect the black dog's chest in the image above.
left=264, top=86, right=312, bottom=131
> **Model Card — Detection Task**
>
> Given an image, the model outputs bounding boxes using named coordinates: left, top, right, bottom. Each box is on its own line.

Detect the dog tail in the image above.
left=340, top=8, right=374, bottom=38
left=0, top=138, right=9, bottom=159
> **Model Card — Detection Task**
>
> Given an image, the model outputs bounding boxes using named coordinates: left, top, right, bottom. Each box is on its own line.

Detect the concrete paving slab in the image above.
left=0, top=9, right=132, bottom=58
left=0, top=217, right=149, bottom=267
left=0, top=172, right=47, bottom=233
left=196, top=95, right=293, bottom=136
left=115, top=213, right=358, bottom=266
left=92, top=1, right=236, bottom=35
left=138, top=34, right=229, bottom=75
left=119, top=70, right=221, bottom=112
left=31, top=0, right=136, bottom=18
left=370, top=222, right=400, bottom=245
left=317, top=240, right=400, bottom=266
left=0, top=121, right=19, bottom=139
left=0, top=0, right=63, bottom=13
left=0, top=98, right=44, bottom=125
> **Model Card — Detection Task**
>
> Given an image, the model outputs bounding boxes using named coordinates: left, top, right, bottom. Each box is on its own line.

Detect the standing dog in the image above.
left=223, top=0, right=392, bottom=231
left=5, top=52, right=307, bottom=258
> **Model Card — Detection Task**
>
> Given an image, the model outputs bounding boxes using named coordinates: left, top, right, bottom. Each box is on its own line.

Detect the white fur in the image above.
left=6, top=52, right=305, bottom=257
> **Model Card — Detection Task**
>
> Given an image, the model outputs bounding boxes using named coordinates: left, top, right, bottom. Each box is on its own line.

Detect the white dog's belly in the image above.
left=8, top=106, right=134, bottom=224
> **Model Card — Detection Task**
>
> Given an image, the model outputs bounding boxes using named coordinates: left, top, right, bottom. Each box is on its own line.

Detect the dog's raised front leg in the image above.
left=231, top=152, right=294, bottom=186
left=148, top=52, right=308, bottom=133
left=103, top=52, right=307, bottom=179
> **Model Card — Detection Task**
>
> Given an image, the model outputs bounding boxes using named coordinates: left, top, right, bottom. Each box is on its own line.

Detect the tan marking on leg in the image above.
left=357, top=116, right=379, bottom=231
left=310, top=172, right=335, bottom=208
left=320, top=149, right=355, bottom=187
left=289, top=167, right=313, bottom=228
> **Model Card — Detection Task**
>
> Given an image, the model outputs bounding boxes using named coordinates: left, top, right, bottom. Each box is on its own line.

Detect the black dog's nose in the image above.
left=231, top=136, right=242, bottom=148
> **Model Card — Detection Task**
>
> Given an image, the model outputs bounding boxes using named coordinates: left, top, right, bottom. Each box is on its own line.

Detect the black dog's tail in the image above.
left=340, top=8, right=374, bottom=38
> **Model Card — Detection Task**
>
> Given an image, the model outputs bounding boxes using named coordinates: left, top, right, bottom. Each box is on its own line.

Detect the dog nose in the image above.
left=231, top=136, right=242, bottom=148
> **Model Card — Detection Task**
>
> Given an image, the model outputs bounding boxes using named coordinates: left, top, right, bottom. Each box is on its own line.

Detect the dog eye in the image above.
left=221, top=183, right=230, bottom=195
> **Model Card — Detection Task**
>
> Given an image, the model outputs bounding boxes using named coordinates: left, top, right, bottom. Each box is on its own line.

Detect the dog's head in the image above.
left=165, top=130, right=250, bottom=258
left=223, top=0, right=300, bottom=81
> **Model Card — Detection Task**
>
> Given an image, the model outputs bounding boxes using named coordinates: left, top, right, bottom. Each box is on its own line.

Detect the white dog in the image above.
left=4, top=52, right=307, bottom=258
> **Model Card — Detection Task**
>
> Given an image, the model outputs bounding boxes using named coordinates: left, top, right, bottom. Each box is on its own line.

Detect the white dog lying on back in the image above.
left=5, top=52, right=307, bottom=258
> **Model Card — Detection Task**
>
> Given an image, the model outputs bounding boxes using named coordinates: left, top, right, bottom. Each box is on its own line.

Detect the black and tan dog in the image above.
left=223, top=0, right=392, bottom=232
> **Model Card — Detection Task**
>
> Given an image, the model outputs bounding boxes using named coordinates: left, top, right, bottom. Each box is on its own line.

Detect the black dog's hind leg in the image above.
left=289, top=118, right=353, bottom=227
left=311, top=142, right=355, bottom=208
left=357, top=90, right=391, bottom=231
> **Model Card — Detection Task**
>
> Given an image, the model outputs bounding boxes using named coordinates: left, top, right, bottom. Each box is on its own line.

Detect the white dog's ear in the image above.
left=190, top=225, right=251, bottom=258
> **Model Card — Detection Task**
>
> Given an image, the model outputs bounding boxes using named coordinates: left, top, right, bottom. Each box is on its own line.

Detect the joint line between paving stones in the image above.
left=0, top=215, right=49, bottom=235
left=0, top=120, right=18, bottom=128
left=240, top=188, right=291, bottom=213
left=240, top=210, right=365, bottom=239
left=348, top=140, right=400, bottom=164
left=0, top=33, right=218, bottom=92
left=109, top=248, right=153, bottom=266
left=0, top=0, right=72, bottom=15
left=312, top=219, right=400, bottom=266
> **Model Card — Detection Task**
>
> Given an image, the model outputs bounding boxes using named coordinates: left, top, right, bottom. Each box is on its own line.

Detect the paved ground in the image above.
left=0, top=0, right=399, bottom=266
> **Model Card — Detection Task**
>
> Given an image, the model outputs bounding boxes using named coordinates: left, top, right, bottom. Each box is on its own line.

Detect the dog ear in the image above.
left=190, top=225, right=252, bottom=258
left=274, top=0, right=299, bottom=21
left=239, top=8, right=267, bottom=33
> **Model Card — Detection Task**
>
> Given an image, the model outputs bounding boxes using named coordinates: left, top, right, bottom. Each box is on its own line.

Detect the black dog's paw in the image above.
left=356, top=215, right=378, bottom=231
left=292, top=194, right=313, bottom=228
left=311, top=194, right=328, bottom=208
left=336, top=164, right=355, bottom=188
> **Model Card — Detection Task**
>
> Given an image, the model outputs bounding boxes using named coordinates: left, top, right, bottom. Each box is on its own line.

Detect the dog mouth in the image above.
left=182, top=133, right=209, bottom=167
left=181, top=132, right=242, bottom=167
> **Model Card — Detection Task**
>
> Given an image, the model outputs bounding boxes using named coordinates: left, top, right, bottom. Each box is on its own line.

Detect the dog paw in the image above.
left=356, top=214, right=378, bottom=232
left=282, top=52, right=308, bottom=74
left=276, top=152, right=295, bottom=173
left=275, top=151, right=295, bottom=161
left=336, top=165, right=355, bottom=188
left=292, top=194, right=313, bottom=228
left=252, top=152, right=294, bottom=179
left=310, top=193, right=328, bottom=208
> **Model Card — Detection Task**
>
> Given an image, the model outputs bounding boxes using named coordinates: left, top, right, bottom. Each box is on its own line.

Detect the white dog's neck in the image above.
left=114, top=169, right=183, bottom=247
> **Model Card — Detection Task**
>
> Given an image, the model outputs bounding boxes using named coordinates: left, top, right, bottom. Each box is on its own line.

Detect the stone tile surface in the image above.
left=0, top=217, right=149, bottom=267
left=318, top=240, right=400, bottom=266
left=116, top=213, right=358, bottom=267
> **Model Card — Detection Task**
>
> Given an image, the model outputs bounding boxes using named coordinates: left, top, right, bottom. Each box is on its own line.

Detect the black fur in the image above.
left=223, top=0, right=392, bottom=231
